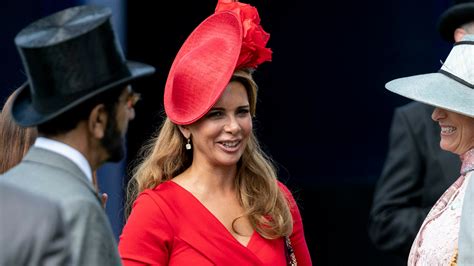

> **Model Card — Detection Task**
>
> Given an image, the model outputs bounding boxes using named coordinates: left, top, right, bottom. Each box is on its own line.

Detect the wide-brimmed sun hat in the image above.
left=438, top=0, right=474, bottom=42
left=11, top=5, right=155, bottom=127
left=385, top=35, right=474, bottom=117
left=164, top=0, right=271, bottom=125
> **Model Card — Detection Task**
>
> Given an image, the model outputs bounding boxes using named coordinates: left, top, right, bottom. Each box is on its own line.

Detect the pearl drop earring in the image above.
left=185, top=138, right=192, bottom=150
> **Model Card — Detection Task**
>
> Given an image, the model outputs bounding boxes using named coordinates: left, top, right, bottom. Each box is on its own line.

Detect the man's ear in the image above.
left=88, top=104, right=108, bottom=139
left=454, top=28, right=467, bottom=42
left=178, top=125, right=191, bottom=139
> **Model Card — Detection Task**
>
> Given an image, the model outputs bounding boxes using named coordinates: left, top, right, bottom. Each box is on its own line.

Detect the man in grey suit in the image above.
left=0, top=5, right=155, bottom=265
left=0, top=183, right=71, bottom=266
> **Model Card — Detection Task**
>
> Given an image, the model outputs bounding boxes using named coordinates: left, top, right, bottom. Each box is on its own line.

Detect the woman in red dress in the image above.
left=118, top=1, right=311, bottom=265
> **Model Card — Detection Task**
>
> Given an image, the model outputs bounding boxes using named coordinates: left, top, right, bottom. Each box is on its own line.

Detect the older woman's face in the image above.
left=432, top=107, right=474, bottom=155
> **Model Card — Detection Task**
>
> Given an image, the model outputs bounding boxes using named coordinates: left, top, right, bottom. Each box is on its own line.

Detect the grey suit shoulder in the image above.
left=0, top=182, right=71, bottom=266
left=1, top=147, right=122, bottom=266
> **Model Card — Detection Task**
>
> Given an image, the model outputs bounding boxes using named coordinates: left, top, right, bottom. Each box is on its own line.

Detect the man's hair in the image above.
left=461, top=21, right=474, bottom=34
left=37, top=86, right=125, bottom=136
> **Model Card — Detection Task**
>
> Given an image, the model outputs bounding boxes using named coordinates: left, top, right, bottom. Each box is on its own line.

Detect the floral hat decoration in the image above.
left=164, top=0, right=272, bottom=125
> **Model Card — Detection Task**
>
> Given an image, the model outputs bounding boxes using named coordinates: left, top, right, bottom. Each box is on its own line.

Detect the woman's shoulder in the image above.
left=138, top=180, right=179, bottom=196
left=133, top=181, right=179, bottom=207
left=134, top=180, right=194, bottom=213
left=276, top=180, right=301, bottom=212
left=127, top=182, right=182, bottom=229
left=277, top=180, right=289, bottom=191
left=277, top=180, right=294, bottom=199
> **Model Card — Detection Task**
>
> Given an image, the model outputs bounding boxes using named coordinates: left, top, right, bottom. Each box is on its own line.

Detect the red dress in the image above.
left=119, top=181, right=312, bottom=266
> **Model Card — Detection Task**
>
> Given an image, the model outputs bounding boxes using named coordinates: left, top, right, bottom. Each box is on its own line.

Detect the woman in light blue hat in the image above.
left=386, top=35, right=474, bottom=265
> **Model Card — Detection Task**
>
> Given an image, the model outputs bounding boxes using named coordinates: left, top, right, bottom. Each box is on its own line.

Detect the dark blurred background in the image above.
left=0, top=0, right=453, bottom=264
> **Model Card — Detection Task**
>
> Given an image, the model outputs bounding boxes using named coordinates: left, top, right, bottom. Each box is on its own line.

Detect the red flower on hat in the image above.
left=215, top=0, right=272, bottom=69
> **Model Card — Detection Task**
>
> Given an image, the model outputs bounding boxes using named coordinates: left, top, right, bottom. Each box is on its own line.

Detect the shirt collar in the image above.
left=33, top=137, right=93, bottom=183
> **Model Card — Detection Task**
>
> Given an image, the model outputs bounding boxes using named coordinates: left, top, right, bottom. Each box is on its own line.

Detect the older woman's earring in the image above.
left=185, top=138, right=192, bottom=150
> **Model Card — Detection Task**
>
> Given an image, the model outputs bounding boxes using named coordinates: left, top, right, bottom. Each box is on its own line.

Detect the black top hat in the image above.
left=11, top=5, right=155, bottom=127
left=438, top=0, right=474, bottom=42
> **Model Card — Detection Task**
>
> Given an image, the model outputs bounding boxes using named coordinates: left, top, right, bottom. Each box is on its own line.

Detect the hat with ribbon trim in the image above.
left=386, top=35, right=474, bottom=117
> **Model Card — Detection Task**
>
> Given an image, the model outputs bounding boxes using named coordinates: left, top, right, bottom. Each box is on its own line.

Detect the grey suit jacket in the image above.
left=1, top=147, right=122, bottom=266
left=458, top=171, right=474, bottom=265
left=0, top=182, right=71, bottom=266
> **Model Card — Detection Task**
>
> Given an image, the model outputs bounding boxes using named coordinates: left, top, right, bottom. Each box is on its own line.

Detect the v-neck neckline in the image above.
left=168, top=180, right=257, bottom=248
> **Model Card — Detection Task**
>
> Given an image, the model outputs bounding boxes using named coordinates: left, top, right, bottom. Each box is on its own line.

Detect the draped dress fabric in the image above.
left=408, top=149, right=474, bottom=265
left=119, top=181, right=312, bottom=266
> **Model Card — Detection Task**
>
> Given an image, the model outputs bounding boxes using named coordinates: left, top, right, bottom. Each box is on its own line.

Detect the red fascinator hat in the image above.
left=164, top=0, right=271, bottom=125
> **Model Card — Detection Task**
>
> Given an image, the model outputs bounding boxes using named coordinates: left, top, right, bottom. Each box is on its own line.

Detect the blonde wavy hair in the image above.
left=126, top=69, right=293, bottom=239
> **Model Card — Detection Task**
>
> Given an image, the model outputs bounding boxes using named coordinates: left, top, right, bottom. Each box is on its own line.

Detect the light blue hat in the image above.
left=385, top=35, right=474, bottom=117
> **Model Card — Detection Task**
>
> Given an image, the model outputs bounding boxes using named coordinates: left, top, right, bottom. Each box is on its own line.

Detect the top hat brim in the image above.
left=438, top=3, right=474, bottom=42
left=386, top=73, right=474, bottom=117
left=11, top=61, right=155, bottom=127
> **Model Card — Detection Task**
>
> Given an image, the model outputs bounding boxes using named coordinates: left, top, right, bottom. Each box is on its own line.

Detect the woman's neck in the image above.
left=175, top=161, right=238, bottom=196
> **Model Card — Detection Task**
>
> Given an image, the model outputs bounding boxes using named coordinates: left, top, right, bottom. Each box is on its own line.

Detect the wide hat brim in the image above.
left=438, top=3, right=474, bottom=42
left=11, top=61, right=154, bottom=127
left=386, top=73, right=474, bottom=117
left=386, top=36, right=474, bottom=118
left=164, top=11, right=242, bottom=125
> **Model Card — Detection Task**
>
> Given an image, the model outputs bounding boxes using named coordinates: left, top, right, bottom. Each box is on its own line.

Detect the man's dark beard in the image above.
left=101, top=113, right=125, bottom=162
